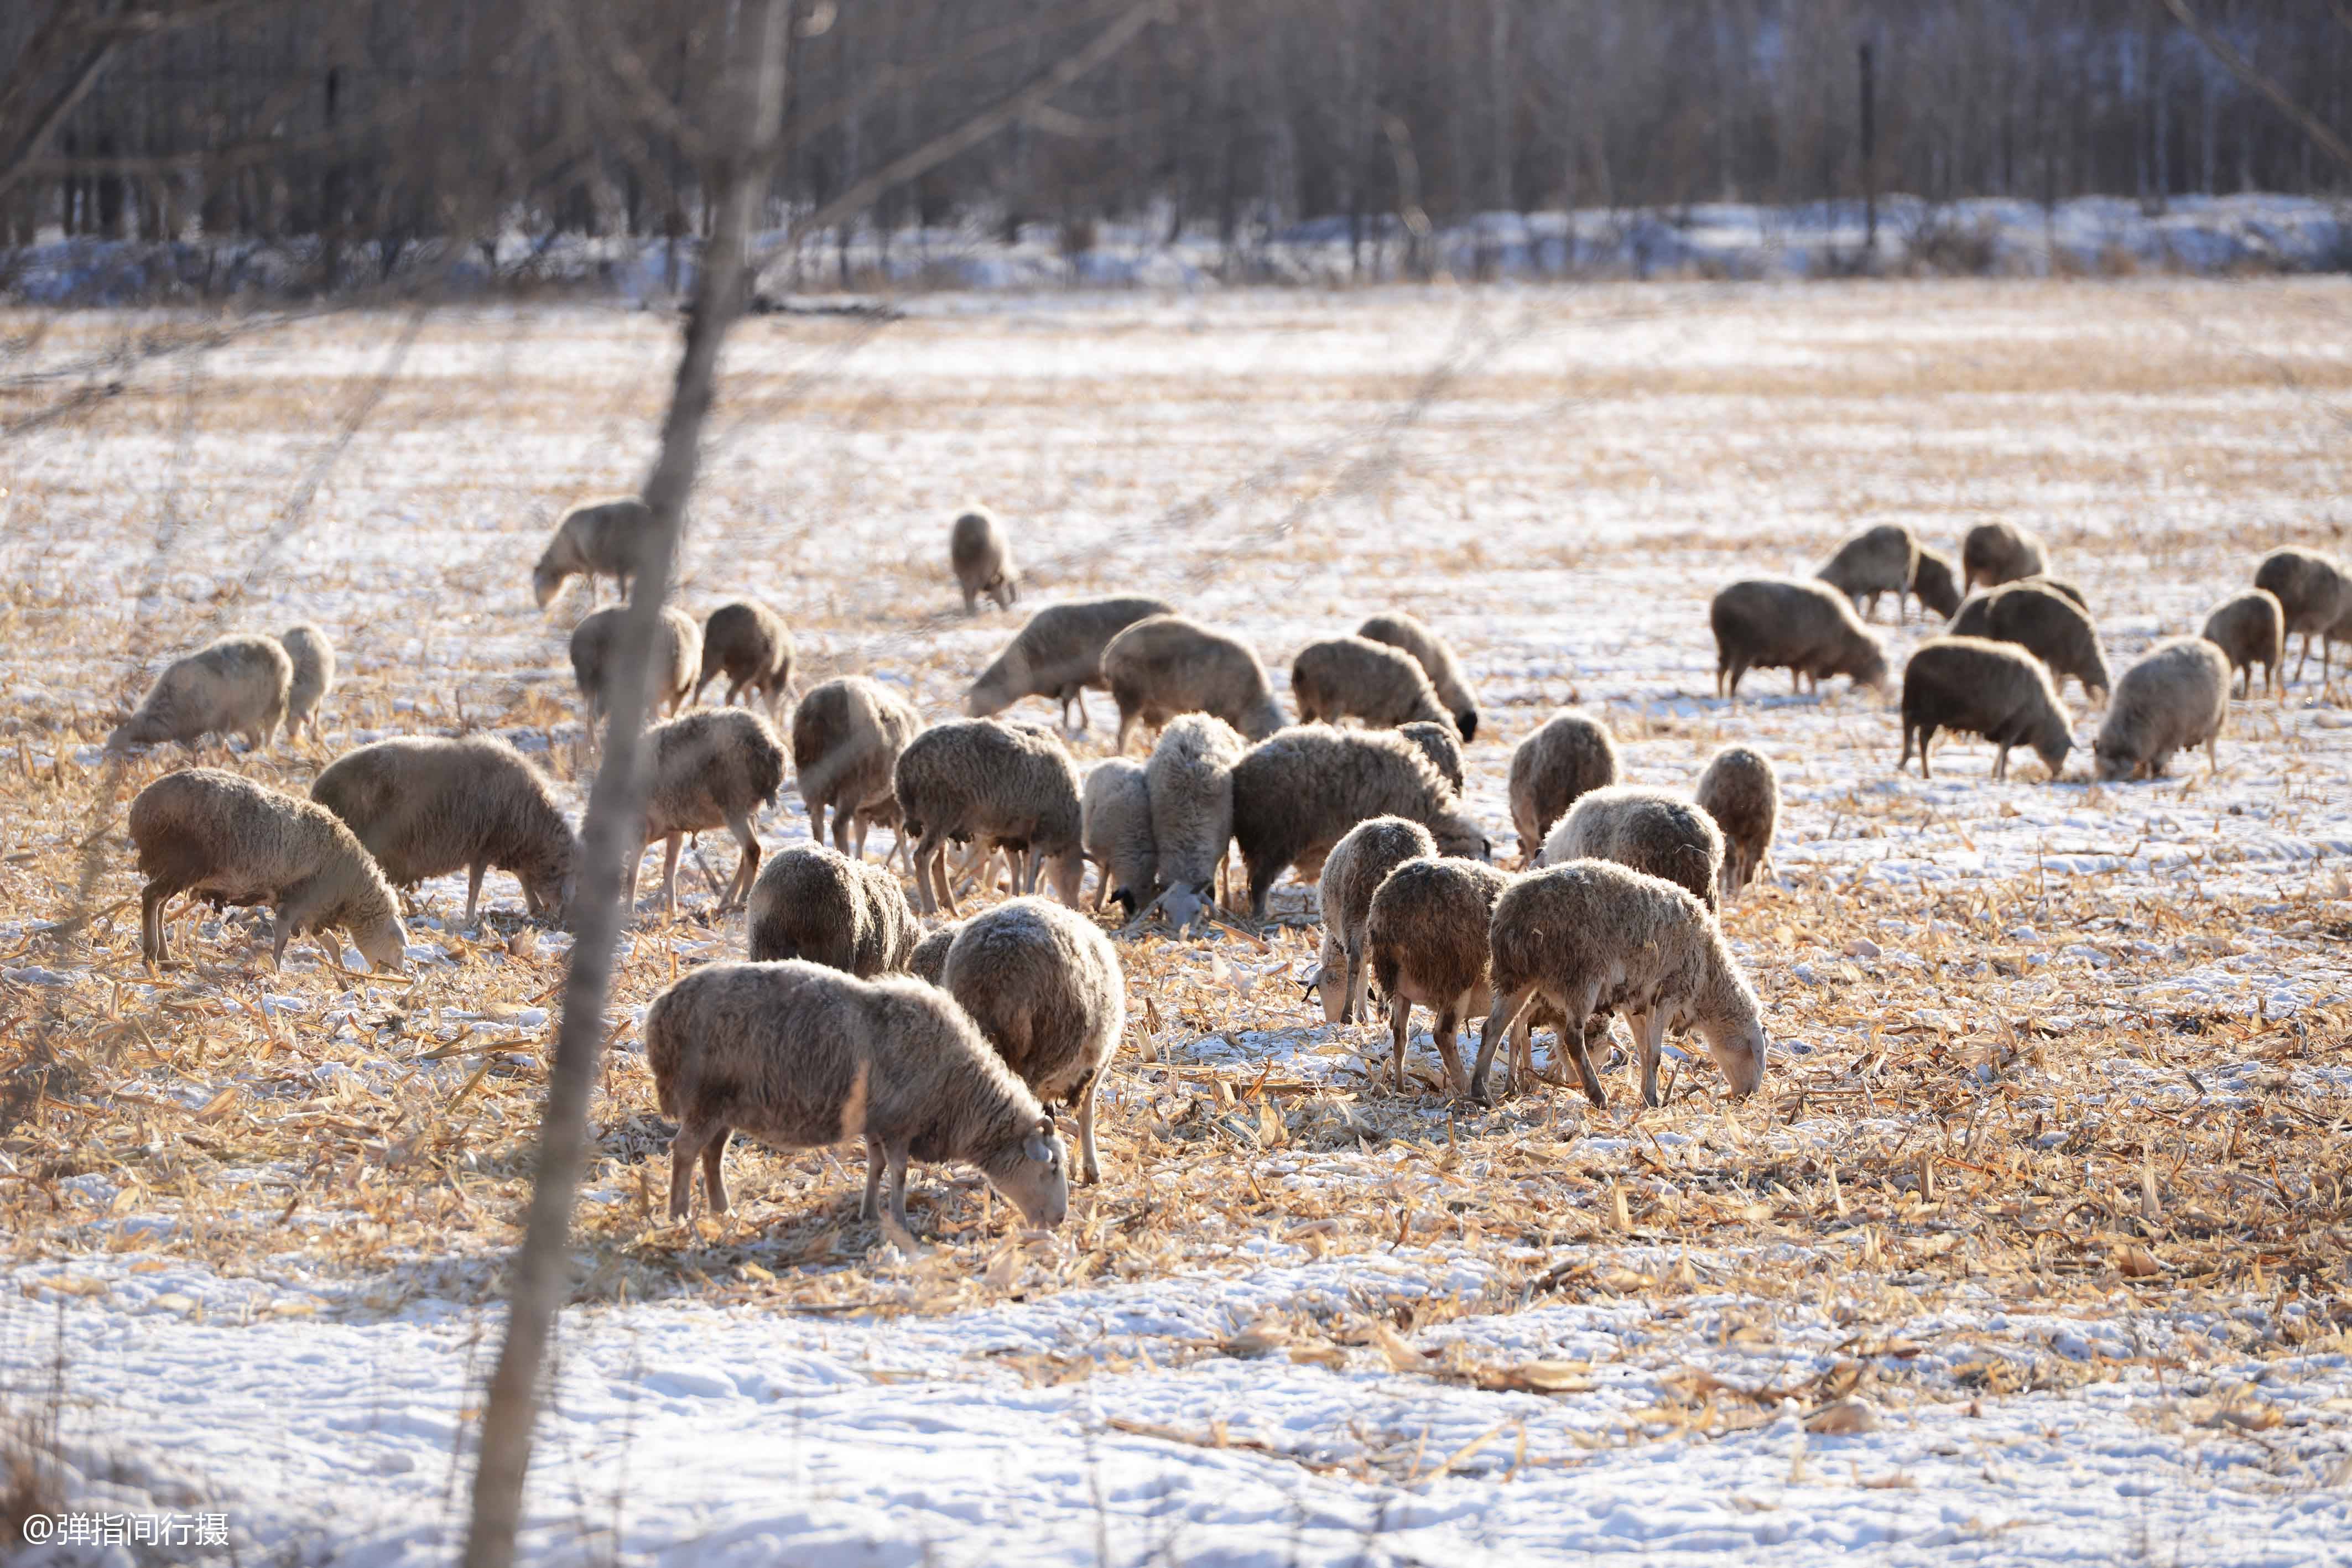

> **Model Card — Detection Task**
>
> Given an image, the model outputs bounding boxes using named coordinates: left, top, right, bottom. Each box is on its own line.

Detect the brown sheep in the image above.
left=1815, top=523, right=1919, bottom=622
left=1693, top=745, right=1777, bottom=902
left=1944, top=581, right=2110, bottom=698
left=1961, top=520, right=2047, bottom=592
left=2202, top=587, right=2285, bottom=699
left=950, top=507, right=1018, bottom=614
left=746, top=841, right=918, bottom=976
left=1101, top=614, right=1286, bottom=753
left=1357, top=612, right=1480, bottom=741
left=1898, top=637, right=2072, bottom=782
left=793, top=675, right=922, bottom=866
left=1291, top=635, right=1454, bottom=734
left=962, top=596, right=1175, bottom=731
left=628, top=707, right=787, bottom=913
left=694, top=600, right=795, bottom=715
left=1709, top=579, right=1889, bottom=699
left=310, top=734, right=577, bottom=924
left=1506, top=710, right=1619, bottom=862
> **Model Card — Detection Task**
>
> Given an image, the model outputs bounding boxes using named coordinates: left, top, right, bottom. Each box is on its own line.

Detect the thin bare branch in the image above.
left=2153, top=0, right=2352, bottom=173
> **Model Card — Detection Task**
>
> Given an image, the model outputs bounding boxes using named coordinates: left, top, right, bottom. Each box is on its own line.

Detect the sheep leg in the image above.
left=883, top=1147, right=912, bottom=1234
left=1089, top=859, right=1109, bottom=912
left=909, top=833, right=943, bottom=916
left=1470, top=984, right=1536, bottom=1106
left=701, top=1128, right=732, bottom=1214
left=1635, top=1010, right=1669, bottom=1108
left=861, top=1140, right=887, bottom=1221
left=1918, top=725, right=1937, bottom=779
left=658, top=834, right=689, bottom=915
left=668, top=1118, right=718, bottom=1218
left=725, top=811, right=760, bottom=909
left=1115, top=707, right=1139, bottom=756
left=464, top=864, right=486, bottom=926
left=1562, top=1015, right=1607, bottom=1107
left=1387, top=994, right=1413, bottom=1093
left=1993, top=745, right=2009, bottom=783
left=932, top=843, right=962, bottom=916
left=1074, top=1075, right=1102, bottom=1185
left=1343, top=942, right=1369, bottom=1026
left=1432, top=996, right=1469, bottom=1095
left=811, top=801, right=833, bottom=851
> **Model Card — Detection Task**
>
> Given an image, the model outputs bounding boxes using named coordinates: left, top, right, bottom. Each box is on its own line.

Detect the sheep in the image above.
left=1506, top=710, right=1620, bottom=862
left=940, top=897, right=1125, bottom=1184
left=1961, top=520, right=2047, bottom=591
left=1144, top=712, right=1245, bottom=933
left=570, top=604, right=700, bottom=723
left=963, top=595, right=1175, bottom=731
left=2252, top=546, right=2350, bottom=683
left=694, top=600, right=794, bottom=715
left=1815, top=522, right=1919, bottom=621
left=1473, top=858, right=1768, bottom=1109
left=909, top=921, right=962, bottom=986
left=107, top=633, right=292, bottom=753
left=1229, top=724, right=1489, bottom=920
left=1101, top=614, right=1286, bottom=753
left=1693, top=745, right=1778, bottom=902
left=1357, top=612, right=1480, bottom=741
left=2094, top=636, right=2231, bottom=782
left=1367, top=855, right=1515, bottom=1094
left=1398, top=720, right=1464, bottom=794
left=1909, top=545, right=1963, bottom=619
left=2017, top=575, right=2088, bottom=611
left=1944, top=580, right=2110, bottom=698
left=1289, top=635, right=1453, bottom=734
left=127, top=767, right=410, bottom=972
left=793, top=675, right=922, bottom=866
left=1080, top=757, right=1157, bottom=916
left=746, top=841, right=918, bottom=976
left=893, top=719, right=1084, bottom=916
left=2202, top=587, right=2286, bottom=699
left=646, top=960, right=1069, bottom=1232
left=628, top=707, right=786, bottom=913
left=1309, top=816, right=1437, bottom=1024
left=277, top=622, right=335, bottom=739
left=1709, top=578, right=1889, bottom=699
left=1537, top=784, right=1725, bottom=913
left=533, top=496, right=649, bottom=606
left=950, top=507, right=1018, bottom=614
left=1897, top=636, right=2073, bottom=782
left=310, top=734, right=579, bottom=924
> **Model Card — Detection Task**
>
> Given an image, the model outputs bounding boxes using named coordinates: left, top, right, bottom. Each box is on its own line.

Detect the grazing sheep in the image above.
left=1961, top=520, right=2047, bottom=591
left=1289, top=636, right=1453, bottom=734
left=1474, top=859, right=1768, bottom=1108
left=1693, top=745, right=1778, bottom=902
left=1101, top=614, right=1286, bottom=753
left=1909, top=545, right=1963, bottom=619
left=1309, top=816, right=1437, bottom=1024
left=940, top=898, right=1125, bottom=1184
left=570, top=604, right=701, bottom=723
left=2203, top=587, right=2286, bottom=699
left=1144, top=712, right=1245, bottom=933
left=277, top=623, right=335, bottom=739
left=1898, top=636, right=2073, bottom=782
left=950, top=507, right=1018, bottom=614
left=1944, top=581, right=2110, bottom=697
left=107, top=634, right=293, bottom=752
left=962, top=596, right=1175, bottom=731
left=1357, top=612, right=1480, bottom=741
left=793, top=675, right=922, bottom=865
left=2093, top=636, right=2231, bottom=782
left=533, top=496, right=649, bottom=606
left=1230, top=724, right=1489, bottom=920
left=746, top=842, right=918, bottom=976
left=128, top=768, right=409, bottom=972
left=310, top=734, right=578, bottom=924
left=908, top=921, right=962, bottom=986
left=1506, top=710, right=1620, bottom=862
left=893, top=720, right=1084, bottom=916
left=2252, top=546, right=2350, bottom=683
left=1709, top=578, right=1890, bottom=699
left=1368, top=856, right=1515, bottom=1093
left=1815, top=522, right=1919, bottom=621
left=628, top=707, right=787, bottom=913
left=646, top=960, right=1069, bottom=1232
left=1537, top=785, right=1725, bottom=913
left=694, top=600, right=795, bottom=715
left=1398, top=720, right=1464, bottom=794
left=1081, top=758, right=1157, bottom=916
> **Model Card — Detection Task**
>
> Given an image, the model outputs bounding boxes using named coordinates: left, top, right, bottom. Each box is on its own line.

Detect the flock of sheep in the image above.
left=93, top=498, right=2328, bottom=1238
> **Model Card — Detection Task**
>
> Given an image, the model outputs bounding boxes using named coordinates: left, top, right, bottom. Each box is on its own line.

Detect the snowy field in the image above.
left=1, top=278, right=2350, bottom=1565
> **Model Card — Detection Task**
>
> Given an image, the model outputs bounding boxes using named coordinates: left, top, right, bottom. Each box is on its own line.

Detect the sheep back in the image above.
left=893, top=719, right=1084, bottom=858
left=1961, top=520, right=2047, bottom=591
left=570, top=605, right=701, bottom=719
left=1230, top=724, right=1486, bottom=919
left=1506, top=710, right=1620, bottom=858
left=1397, top=721, right=1465, bottom=794
left=793, top=675, right=921, bottom=839
left=1101, top=614, right=1286, bottom=747
left=1290, top=635, right=1452, bottom=733
left=940, top=897, right=1125, bottom=1106
left=950, top=507, right=1017, bottom=612
left=696, top=600, right=794, bottom=707
left=1357, top=612, right=1480, bottom=741
left=1815, top=523, right=1918, bottom=612
left=2252, top=547, right=2348, bottom=639
left=747, top=842, right=918, bottom=975
left=644, top=706, right=787, bottom=836
left=2094, top=636, right=2230, bottom=782
left=1944, top=581, right=2109, bottom=696
left=1539, top=784, right=1726, bottom=911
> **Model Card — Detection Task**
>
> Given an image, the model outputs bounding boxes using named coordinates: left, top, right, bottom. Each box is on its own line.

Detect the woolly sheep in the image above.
left=1309, top=815, right=1437, bottom=1024
left=909, top=921, right=962, bottom=986
left=107, top=633, right=292, bottom=752
left=1474, top=859, right=1768, bottom=1108
left=893, top=719, right=1085, bottom=916
left=1367, top=856, right=1515, bottom=1094
left=940, top=897, right=1125, bottom=1184
left=1357, top=612, right=1480, bottom=741
left=1693, top=745, right=1777, bottom=902
left=310, top=734, right=578, bottom=925
left=628, top=707, right=787, bottom=913
left=571, top=604, right=700, bottom=723
left=1399, top=720, right=1465, bottom=794
left=793, top=675, right=922, bottom=866
left=1101, top=614, right=1286, bottom=753
left=1229, top=724, right=1488, bottom=920
left=1815, top=522, right=1919, bottom=621
left=746, top=841, right=918, bottom=976
left=1944, top=580, right=2110, bottom=698
left=533, top=496, right=648, bottom=606
left=1289, top=636, right=1453, bottom=734
left=1538, top=784, right=1725, bottom=912
left=1506, top=710, right=1620, bottom=862
left=277, top=622, right=335, bottom=739
left=1961, top=520, right=2047, bottom=591
left=1144, top=712, right=1245, bottom=933
left=646, top=960, right=1069, bottom=1232
left=963, top=595, right=1175, bottom=731
left=2094, top=636, right=2231, bottom=782
left=694, top=600, right=795, bottom=715
left=1909, top=545, right=1963, bottom=619
left=2202, top=588, right=2285, bottom=699
left=2252, top=546, right=2349, bottom=683
left=128, top=768, right=409, bottom=972
left=1898, top=636, right=2073, bottom=782
left=1709, top=578, right=1889, bottom=699
left=950, top=507, right=1018, bottom=614
left=1081, top=757, right=1158, bottom=916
